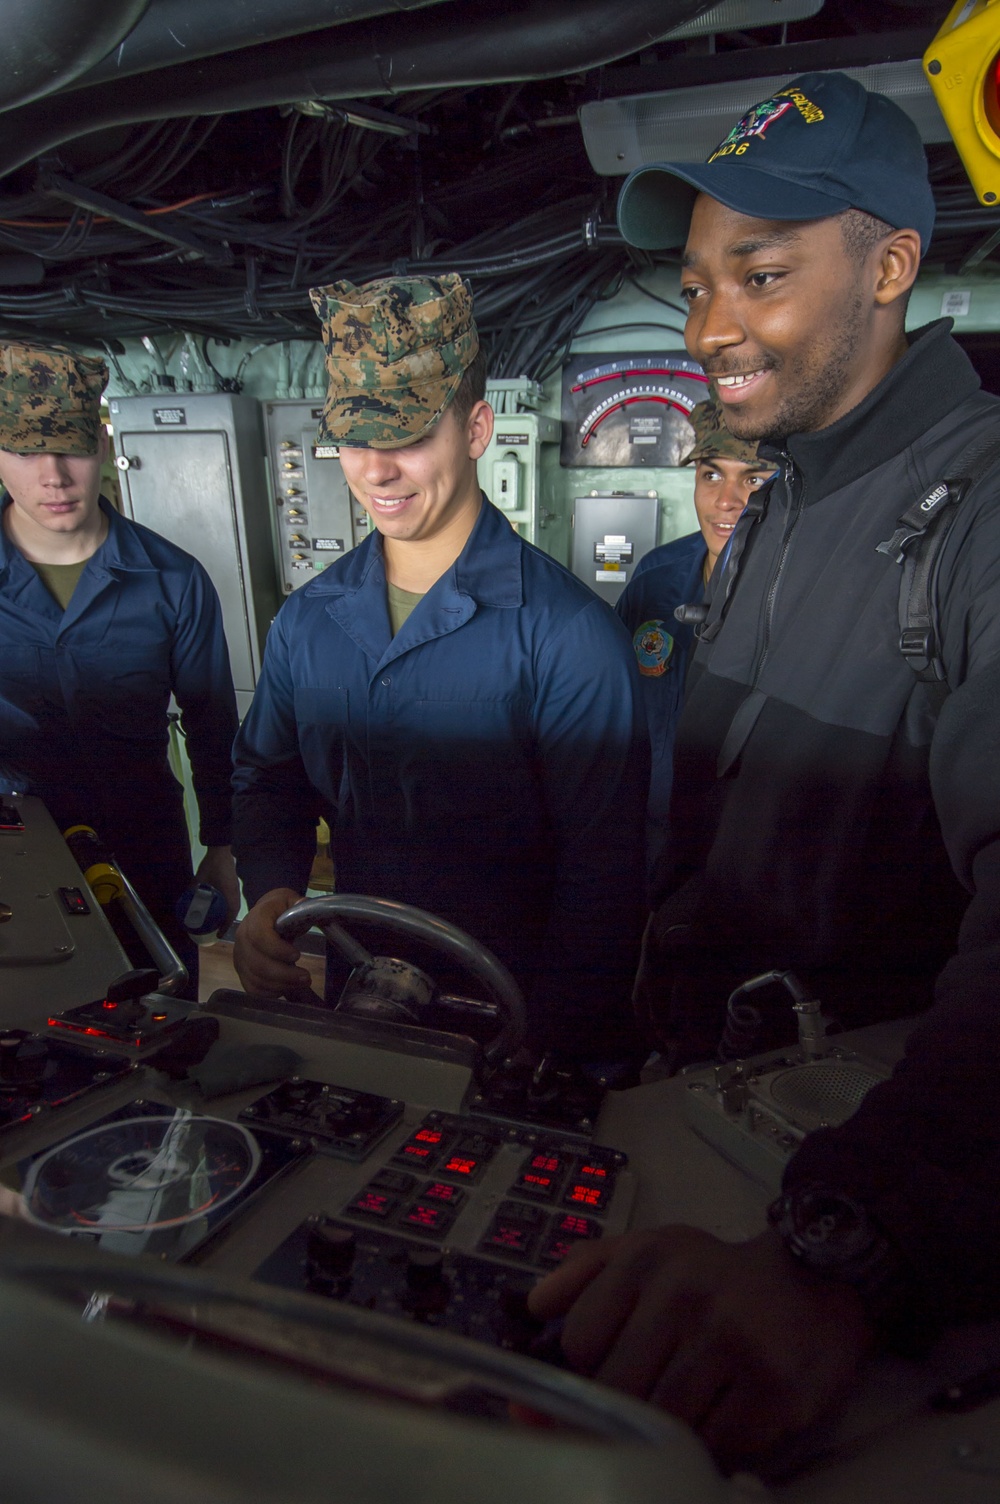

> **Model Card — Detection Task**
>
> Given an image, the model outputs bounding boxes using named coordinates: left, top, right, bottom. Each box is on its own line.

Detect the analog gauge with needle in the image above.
left=560, top=352, right=708, bottom=468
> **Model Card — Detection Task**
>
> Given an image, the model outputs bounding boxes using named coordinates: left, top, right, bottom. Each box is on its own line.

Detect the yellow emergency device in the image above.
left=62, top=823, right=125, bottom=906
left=925, top=0, right=1000, bottom=205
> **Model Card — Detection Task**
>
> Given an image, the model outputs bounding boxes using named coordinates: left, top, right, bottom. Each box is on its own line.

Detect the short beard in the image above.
left=717, top=286, right=868, bottom=445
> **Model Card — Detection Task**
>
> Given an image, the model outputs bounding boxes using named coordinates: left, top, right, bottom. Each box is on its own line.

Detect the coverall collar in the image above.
left=0, top=494, right=158, bottom=628
left=312, top=496, right=524, bottom=670
left=0, top=495, right=157, bottom=577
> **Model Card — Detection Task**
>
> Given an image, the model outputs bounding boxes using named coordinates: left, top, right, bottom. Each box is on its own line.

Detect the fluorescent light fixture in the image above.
left=664, top=0, right=824, bottom=41
left=580, top=59, right=949, bottom=176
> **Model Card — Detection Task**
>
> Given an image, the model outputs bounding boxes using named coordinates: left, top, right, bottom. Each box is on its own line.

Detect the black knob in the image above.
left=405, top=1246, right=444, bottom=1292
left=0, top=1030, right=26, bottom=1062
left=306, top=1221, right=356, bottom=1283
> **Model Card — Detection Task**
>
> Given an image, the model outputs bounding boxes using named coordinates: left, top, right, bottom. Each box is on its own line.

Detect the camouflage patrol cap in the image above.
left=0, top=343, right=108, bottom=456
left=309, top=273, right=479, bottom=449
left=684, top=395, right=765, bottom=467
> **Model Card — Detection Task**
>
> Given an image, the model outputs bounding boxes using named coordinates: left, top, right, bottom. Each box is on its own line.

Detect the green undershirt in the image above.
left=31, top=557, right=88, bottom=610
left=387, top=581, right=425, bottom=636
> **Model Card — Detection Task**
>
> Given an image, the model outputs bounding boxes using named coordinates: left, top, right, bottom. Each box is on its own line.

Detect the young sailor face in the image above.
left=337, top=401, right=489, bottom=547
left=693, top=456, right=774, bottom=566
left=680, top=196, right=886, bottom=444
left=0, top=431, right=106, bottom=539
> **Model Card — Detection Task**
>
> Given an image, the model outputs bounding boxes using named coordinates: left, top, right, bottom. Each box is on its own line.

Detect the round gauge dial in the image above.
left=22, top=1114, right=261, bottom=1234
left=560, top=353, right=708, bottom=468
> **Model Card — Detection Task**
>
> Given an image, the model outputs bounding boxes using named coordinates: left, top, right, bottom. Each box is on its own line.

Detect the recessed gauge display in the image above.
left=560, top=352, right=708, bottom=468
left=13, top=1100, right=308, bottom=1259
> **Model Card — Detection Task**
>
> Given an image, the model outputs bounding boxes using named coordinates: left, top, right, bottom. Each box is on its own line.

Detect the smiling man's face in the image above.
left=680, top=196, right=888, bottom=444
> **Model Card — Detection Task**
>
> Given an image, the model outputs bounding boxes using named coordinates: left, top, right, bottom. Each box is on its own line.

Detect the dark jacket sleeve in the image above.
left=169, top=560, right=239, bottom=847
left=784, top=490, right=1000, bottom=1331
left=529, top=598, right=650, bottom=1058
left=231, top=608, right=323, bottom=905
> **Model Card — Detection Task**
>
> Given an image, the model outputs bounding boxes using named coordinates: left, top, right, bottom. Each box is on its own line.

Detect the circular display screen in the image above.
left=21, top=1114, right=261, bottom=1234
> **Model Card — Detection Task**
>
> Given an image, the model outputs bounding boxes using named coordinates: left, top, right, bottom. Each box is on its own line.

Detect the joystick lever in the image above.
left=104, top=968, right=159, bottom=1024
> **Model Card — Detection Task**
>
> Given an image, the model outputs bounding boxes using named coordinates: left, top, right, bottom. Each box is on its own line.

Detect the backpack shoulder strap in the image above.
left=876, top=430, right=1000, bottom=682
left=673, top=482, right=772, bottom=636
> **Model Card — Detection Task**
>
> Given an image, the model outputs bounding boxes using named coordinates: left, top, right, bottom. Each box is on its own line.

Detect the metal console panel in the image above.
left=0, top=796, right=129, bottom=1024
left=680, top=1045, right=891, bottom=1192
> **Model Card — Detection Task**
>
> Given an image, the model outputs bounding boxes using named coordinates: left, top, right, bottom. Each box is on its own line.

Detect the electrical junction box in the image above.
left=571, top=491, right=659, bottom=606
left=480, top=411, right=560, bottom=544
left=109, top=393, right=279, bottom=718
left=262, top=400, right=370, bottom=595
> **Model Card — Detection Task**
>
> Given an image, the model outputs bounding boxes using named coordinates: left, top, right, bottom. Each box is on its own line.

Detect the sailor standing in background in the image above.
left=0, top=343, right=240, bottom=995
left=616, top=395, right=773, bottom=881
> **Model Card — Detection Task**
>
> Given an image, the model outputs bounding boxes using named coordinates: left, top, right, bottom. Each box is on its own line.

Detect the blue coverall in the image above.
left=615, top=530, right=706, bottom=881
left=0, top=497, right=238, bottom=991
left=233, top=498, right=649, bottom=1059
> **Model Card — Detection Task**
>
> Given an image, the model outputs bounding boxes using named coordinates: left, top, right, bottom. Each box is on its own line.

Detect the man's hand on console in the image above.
left=527, top=1223, right=873, bottom=1472
left=233, top=887, right=314, bottom=997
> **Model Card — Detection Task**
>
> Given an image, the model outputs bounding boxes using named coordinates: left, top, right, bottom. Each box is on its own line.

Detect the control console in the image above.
left=254, top=1108, right=631, bottom=1350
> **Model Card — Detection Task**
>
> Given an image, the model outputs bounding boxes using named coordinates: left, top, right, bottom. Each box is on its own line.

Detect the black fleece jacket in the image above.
left=640, top=320, right=1000, bottom=1329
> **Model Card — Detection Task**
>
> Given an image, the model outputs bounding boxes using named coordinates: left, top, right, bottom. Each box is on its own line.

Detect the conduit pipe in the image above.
left=0, top=0, right=715, bottom=179
left=76, top=0, right=447, bottom=88
left=0, top=0, right=150, bottom=113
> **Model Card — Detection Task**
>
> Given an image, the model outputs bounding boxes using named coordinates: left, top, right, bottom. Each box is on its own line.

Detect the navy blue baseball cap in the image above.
left=617, top=71, right=935, bottom=253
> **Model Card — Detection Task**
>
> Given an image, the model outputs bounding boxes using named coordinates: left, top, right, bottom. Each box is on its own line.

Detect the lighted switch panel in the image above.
left=262, top=400, right=369, bottom=594
left=479, top=407, right=559, bottom=544
left=492, top=459, right=520, bottom=510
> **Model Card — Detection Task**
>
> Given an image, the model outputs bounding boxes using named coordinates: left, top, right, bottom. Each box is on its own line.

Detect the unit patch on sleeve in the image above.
left=632, top=620, right=675, bottom=678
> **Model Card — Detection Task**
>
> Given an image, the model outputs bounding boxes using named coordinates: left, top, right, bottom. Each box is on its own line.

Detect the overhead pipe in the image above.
left=0, top=0, right=151, bottom=114
left=0, top=0, right=716, bottom=181
left=76, top=0, right=447, bottom=88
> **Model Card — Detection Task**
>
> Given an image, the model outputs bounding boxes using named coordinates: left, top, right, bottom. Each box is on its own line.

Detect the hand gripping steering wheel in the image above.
left=274, top=894, right=527, bottom=1065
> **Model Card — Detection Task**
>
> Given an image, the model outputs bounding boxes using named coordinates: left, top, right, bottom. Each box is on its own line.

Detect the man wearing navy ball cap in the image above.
left=530, top=73, right=1000, bottom=1469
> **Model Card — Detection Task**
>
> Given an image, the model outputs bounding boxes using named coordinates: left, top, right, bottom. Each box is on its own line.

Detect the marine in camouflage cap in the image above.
left=309, top=273, right=479, bottom=449
left=683, top=393, right=764, bottom=467
left=0, top=343, right=108, bottom=456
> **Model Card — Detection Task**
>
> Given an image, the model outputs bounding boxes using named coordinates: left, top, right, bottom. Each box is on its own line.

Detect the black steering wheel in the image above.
left=274, top=894, right=527, bottom=1065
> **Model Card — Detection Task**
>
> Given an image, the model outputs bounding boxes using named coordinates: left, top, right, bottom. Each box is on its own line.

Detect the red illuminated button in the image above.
left=347, top=1189, right=398, bottom=1219
left=539, top=1237, right=579, bottom=1266
left=481, top=1221, right=535, bottom=1257
left=394, top=1125, right=455, bottom=1169
left=398, top=1142, right=438, bottom=1167
left=554, top=1213, right=601, bottom=1239
left=513, top=1170, right=558, bottom=1200
left=439, top=1154, right=479, bottom=1179
left=528, top=1153, right=563, bottom=1175
left=563, top=1182, right=609, bottom=1212
left=402, top=1202, right=454, bottom=1233
left=422, top=1181, right=464, bottom=1206
left=576, top=1160, right=615, bottom=1186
